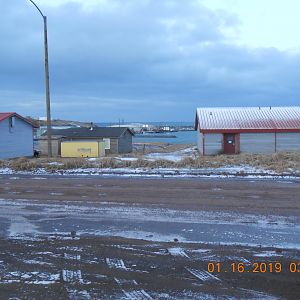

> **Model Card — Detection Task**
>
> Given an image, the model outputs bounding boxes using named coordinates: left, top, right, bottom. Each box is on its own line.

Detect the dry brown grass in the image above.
left=1, top=151, right=299, bottom=173
left=8, top=157, right=43, bottom=171
left=133, top=142, right=194, bottom=154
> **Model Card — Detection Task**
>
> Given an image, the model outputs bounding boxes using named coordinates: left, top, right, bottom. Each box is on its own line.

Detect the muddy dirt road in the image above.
left=0, top=175, right=299, bottom=299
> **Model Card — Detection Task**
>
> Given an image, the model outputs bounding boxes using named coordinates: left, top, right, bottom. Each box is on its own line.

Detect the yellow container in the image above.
left=61, top=141, right=100, bottom=158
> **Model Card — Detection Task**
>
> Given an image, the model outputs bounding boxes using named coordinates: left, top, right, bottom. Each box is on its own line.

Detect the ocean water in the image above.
left=97, top=122, right=196, bottom=144
left=133, top=130, right=196, bottom=145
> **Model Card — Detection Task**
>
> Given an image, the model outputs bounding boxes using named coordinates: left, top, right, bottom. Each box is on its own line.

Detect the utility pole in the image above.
left=28, top=0, right=52, bottom=157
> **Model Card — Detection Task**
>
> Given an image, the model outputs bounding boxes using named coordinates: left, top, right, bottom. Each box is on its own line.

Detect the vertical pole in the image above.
left=202, top=133, right=205, bottom=156
left=43, top=16, right=52, bottom=157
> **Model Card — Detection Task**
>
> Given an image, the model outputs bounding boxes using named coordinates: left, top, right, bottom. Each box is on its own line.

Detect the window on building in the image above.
left=9, top=116, right=15, bottom=132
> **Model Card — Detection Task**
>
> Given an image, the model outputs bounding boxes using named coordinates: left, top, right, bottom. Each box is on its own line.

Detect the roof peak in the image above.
left=197, top=106, right=300, bottom=110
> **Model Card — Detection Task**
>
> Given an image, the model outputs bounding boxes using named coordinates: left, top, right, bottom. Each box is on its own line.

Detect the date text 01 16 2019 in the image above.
left=207, top=262, right=300, bottom=273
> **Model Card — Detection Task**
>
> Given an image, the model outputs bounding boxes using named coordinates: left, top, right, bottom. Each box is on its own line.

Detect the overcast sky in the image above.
left=1, top=0, right=300, bottom=122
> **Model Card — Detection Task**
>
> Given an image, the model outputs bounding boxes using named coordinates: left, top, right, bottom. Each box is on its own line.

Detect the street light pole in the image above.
left=28, top=0, right=52, bottom=157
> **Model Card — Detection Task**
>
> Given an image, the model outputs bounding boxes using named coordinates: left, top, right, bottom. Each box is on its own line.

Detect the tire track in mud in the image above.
left=122, top=289, right=153, bottom=300
left=185, top=268, right=221, bottom=283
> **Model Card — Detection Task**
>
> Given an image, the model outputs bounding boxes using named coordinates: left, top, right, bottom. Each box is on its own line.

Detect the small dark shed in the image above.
left=40, top=127, right=134, bottom=156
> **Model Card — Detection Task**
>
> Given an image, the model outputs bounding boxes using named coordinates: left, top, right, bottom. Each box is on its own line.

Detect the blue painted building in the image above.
left=0, top=112, right=35, bottom=159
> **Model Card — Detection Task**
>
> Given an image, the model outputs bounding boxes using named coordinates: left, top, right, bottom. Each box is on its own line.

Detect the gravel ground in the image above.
left=0, top=175, right=299, bottom=299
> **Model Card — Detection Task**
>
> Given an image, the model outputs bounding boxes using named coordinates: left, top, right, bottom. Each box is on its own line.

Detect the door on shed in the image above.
left=223, top=133, right=237, bottom=154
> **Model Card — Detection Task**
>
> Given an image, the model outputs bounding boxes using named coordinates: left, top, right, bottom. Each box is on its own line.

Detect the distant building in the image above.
left=0, top=112, right=35, bottom=159
left=39, top=126, right=134, bottom=157
left=110, top=123, right=154, bottom=133
left=195, top=106, right=300, bottom=155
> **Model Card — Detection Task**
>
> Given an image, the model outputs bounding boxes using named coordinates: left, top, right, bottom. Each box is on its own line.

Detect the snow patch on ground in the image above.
left=48, top=162, right=64, bottom=166
left=0, top=159, right=299, bottom=178
left=8, top=215, right=38, bottom=237
left=64, top=253, right=81, bottom=260
left=168, top=247, right=189, bottom=258
left=116, top=157, right=139, bottom=161
left=23, top=259, right=53, bottom=266
left=62, top=270, right=84, bottom=283
left=122, top=289, right=153, bottom=300
left=254, top=251, right=283, bottom=257
left=186, top=268, right=221, bottom=282
left=106, top=258, right=129, bottom=270
left=145, top=147, right=196, bottom=162
left=0, top=272, right=60, bottom=285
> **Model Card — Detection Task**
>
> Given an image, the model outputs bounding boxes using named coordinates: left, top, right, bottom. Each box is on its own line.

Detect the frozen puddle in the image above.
left=1, top=198, right=300, bottom=249
left=168, top=247, right=189, bottom=258
left=106, top=258, right=129, bottom=270
left=122, top=289, right=153, bottom=300
left=8, top=215, right=38, bottom=237
left=186, top=268, right=221, bottom=282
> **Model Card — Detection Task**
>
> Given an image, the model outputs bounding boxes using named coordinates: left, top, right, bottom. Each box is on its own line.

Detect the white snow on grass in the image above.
left=48, top=162, right=64, bottom=166
left=116, top=157, right=139, bottom=161
left=145, top=147, right=196, bottom=162
left=0, top=162, right=299, bottom=178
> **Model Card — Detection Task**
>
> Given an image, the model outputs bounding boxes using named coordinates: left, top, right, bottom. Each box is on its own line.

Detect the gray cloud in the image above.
left=0, top=0, right=299, bottom=122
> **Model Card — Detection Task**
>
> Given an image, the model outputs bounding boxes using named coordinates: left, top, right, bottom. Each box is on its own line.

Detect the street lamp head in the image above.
left=28, top=0, right=44, bottom=18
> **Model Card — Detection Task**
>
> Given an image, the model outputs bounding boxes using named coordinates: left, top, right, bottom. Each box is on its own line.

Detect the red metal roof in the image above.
left=0, top=112, right=15, bottom=122
left=0, top=112, right=36, bottom=127
left=196, top=106, right=300, bottom=133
